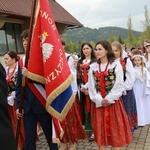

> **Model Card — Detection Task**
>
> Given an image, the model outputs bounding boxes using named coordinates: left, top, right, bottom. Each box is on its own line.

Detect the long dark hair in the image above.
left=79, top=42, right=96, bottom=62
left=5, top=51, right=20, bottom=62
left=95, top=40, right=115, bottom=63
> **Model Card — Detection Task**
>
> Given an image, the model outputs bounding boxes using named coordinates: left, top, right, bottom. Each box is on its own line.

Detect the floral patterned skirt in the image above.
left=60, top=99, right=86, bottom=144
left=121, top=89, right=138, bottom=132
left=8, top=105, right=25, bottom=149
left=91, top=99, right=132, bottom=147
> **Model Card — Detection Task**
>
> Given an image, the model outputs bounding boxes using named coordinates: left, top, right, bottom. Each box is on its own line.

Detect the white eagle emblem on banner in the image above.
left=39, top=31, right=54, bottom=63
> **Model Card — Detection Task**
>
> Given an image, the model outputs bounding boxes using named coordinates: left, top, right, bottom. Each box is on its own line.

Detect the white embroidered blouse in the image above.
left=116, top=58, right=135, bottom=90
left=88, top=60, right=125, bottom=108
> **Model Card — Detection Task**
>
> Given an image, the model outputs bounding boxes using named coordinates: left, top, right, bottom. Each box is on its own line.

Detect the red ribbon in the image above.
left=98, top=62, right=111, bottom=136
left=6, top=64, right=17, bottom=83
left=80, top=64, right=89, bottom=83
left=98, top=62, right=109, bottom=98
left=80, top=64, right=91, bottom=112
left=120, top=57, right=126, bottom=69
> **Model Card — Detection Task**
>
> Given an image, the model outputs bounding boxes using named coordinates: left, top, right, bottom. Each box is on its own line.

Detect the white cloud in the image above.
left=56, top=0, right=150, bottom=31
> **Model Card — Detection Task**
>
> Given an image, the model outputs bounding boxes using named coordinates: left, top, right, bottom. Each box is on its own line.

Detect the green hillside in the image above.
left=61, top=26, right=142, bottom=43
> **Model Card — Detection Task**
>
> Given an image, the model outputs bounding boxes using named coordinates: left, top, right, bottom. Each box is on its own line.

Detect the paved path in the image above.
left=36, top=124, right=150, bottom=150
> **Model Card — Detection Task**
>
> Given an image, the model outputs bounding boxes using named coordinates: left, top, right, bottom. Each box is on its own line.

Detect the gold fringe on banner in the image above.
left=46, top=74, right=74, bottom=121
left=27, top=71, right=45, bottom=84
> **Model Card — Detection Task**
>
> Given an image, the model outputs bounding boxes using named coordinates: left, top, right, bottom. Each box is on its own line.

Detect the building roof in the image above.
left=0, top=0, right=83, bottom=28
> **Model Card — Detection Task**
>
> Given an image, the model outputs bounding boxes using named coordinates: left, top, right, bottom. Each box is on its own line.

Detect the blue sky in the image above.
left=56, top=0, right=150, bottom=32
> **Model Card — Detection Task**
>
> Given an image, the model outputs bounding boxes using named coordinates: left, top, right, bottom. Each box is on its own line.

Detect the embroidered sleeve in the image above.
left=105, top=63, right=124, bottom=103
left=88, top=65, right=103, bottom=107
left=124, top=58, right=136, bottom=90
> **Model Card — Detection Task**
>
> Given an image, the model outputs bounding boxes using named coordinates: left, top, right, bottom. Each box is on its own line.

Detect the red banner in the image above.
left=27, top=0, right=74, bottom=121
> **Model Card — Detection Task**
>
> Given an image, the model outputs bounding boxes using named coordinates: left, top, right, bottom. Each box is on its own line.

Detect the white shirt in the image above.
left=88, top=60, right=124, bottom=108
left=116, top=58, right=135, bottom=90
left=5, top=62, right=18, bottom=106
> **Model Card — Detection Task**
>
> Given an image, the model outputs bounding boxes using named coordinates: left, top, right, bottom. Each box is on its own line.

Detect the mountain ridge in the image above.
left=61, top=26, right=142, bottom=43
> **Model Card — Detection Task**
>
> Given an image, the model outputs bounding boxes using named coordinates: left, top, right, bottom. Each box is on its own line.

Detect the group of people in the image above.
left=63, top=39, right=150, bottom=150
left=1, top=28, right=150, bottom=150
left=75, top=41, right=133, bottom=150
left=2, top=29, right=58, bottom=150
left=124, top=41, right=150, bottom=127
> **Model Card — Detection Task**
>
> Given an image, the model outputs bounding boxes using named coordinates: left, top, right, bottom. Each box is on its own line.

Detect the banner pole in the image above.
left=16, top=0, right=37, bottom=148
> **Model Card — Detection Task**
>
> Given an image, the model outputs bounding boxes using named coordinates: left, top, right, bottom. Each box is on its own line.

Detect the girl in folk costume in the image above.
left=111, top=41, right=138, bottom=133
left=4, top=51, right=25, bottom=150
left=132, top=55, right=150, bottom=126
left=88, top=40, right=132, bottom=150
left=76, top=42, right=96, bottom=140
left=58, top=40, right=86, bottom=150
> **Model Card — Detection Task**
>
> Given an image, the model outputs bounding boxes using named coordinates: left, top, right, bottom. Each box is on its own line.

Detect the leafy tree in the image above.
left=141, top=6, right=150, bottom=40
left=126, top=16, right=133, bottom=46
left=89, top=41, right=96, bottom=49
left=66, top=41, right=75, bottom=53
left=107, top=36, right=118, bottom=43
left=118, top=36, right=124, bottom=44
left=126, top=15, right=138, bottom=48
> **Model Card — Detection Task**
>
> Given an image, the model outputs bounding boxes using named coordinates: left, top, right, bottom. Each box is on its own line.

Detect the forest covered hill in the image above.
left=61, top=26, right=142, bottom=43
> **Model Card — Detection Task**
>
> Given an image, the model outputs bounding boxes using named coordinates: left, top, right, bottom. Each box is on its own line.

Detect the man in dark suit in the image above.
left=0, top=63, right=16, bottom=150
left=15, top=29, right=58, bottom=150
